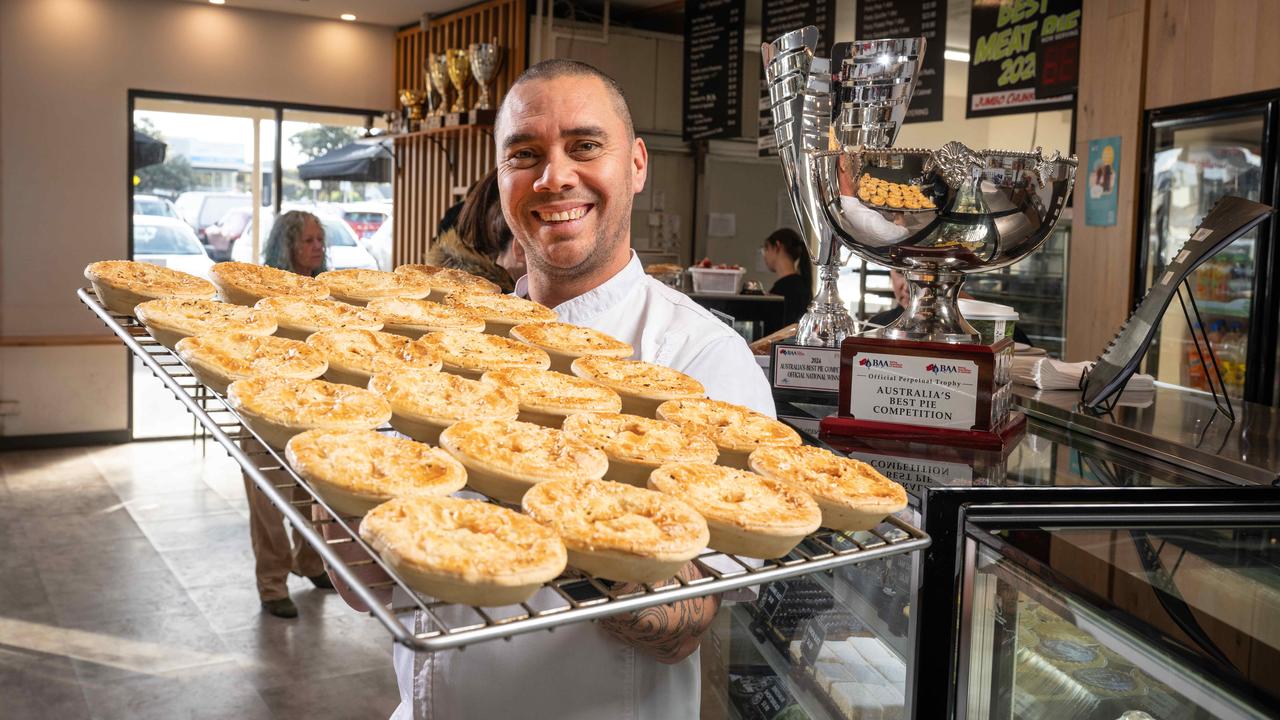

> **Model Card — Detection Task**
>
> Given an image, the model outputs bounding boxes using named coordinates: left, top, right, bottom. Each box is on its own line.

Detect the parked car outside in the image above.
left=340, top=201, right=392, bottom=239
left=364, top=217, right=393, bottom=271
left=174, top=191, right=252, bottom=246
left=134, top=194, right=181, bottom=219
left=231, top=210, right=379, bottom=271
left=132, top=215, right=215, bottom=279
left=204, top=206, right=253, bottom=261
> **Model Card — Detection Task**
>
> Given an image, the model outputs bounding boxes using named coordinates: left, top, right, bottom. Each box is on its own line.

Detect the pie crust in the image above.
left=226, top=376, right=391, bottom=449
left=656, top=398, right=802, bottom=469
left=316, top=269, right=431, bottom=306
left=396, top=264, right=501, bottom=302
left=368, top=369, right=519, bottom=445
left=481, top=368, right=621, bottom=428
left=209, top=262, right=329, bottom=306
left=439, top=419, right=608, bottom=503
left=561, top=412, right=718, bottom=487
left=359, top=496, right=566, bottom=607
left=443, top=291, right=557, bottom=336
left=175, top=331, right=327, bottom=394
left=135, top=297, right=277, bottom=350
left=365, top=297, right=486, bottom=338
left=522, top=478, right=708, bottom=584
left=509, top=322, right=633, bottom=373
left=84, top=260, right=217, bottom=316
left=748, top=446, right=908, bottom=531
left=285, top=429, right=467, bottom=516
left=305, top=329, right=441, bottom=387
left=253, top=295, right=383, bottom=341
left=570, top=356, right=705, bottom=418
left=647, top=462, right=820, bottom=558
left=417, top=330, right=550, bottom=380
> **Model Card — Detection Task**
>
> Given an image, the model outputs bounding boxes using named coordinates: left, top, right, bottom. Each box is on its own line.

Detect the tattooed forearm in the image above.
left=598, top=563, right=721, bottom=664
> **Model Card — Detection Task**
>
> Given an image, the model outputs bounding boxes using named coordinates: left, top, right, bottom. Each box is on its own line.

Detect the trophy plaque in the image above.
left=762, top=29, right=1078, bottom=447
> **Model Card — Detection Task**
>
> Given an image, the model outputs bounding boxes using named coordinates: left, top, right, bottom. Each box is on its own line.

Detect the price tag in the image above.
left=800, top=616, right=828, bottom=665
left=758, top=582, right=786, bottom=621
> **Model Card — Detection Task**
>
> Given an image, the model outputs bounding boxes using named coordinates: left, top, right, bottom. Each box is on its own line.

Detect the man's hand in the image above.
left=598, top=563, right=721, bottom=664
left=311, top=504, right=393, bottom=613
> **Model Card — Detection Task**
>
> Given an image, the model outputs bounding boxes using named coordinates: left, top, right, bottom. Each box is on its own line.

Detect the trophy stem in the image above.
left=880, top=270, right=979, bottom=343
left=795, top=262, right=859, bottom=347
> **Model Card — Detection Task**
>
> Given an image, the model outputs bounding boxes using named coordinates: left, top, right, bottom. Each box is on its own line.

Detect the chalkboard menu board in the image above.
left=757, top=0, right=837, bottom=156
left=683, top=0, right=745, bottom=141
left=857, top=0, right=946, bottom=124
left=966, top=0, right=1081, bottom=118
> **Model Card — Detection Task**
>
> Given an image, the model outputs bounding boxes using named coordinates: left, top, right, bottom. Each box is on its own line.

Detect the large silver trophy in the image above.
left=468, top=40, right=502, bottom=112
left=762, top=28, right=1077, bottom=346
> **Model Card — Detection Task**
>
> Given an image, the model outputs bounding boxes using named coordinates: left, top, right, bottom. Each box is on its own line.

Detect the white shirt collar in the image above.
left=513, top=251, right=646, bottom=325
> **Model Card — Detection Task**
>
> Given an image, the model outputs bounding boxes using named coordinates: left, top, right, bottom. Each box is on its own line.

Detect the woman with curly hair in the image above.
left=263, top=210, right=328, bottom=276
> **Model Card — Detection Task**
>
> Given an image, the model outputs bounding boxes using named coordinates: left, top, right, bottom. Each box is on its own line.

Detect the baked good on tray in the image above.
left=656, top=398, right=802, bottom=469
left=226, top=376, right=390, bottom=449
left=175, top=331, right=327, bottom=394
left=84, top=260, right=217, bottom=316
left=368, top=369, right=519, bottom=445
left=748, top=445, right=908, bottom=531
left=480, top=368, right=621, bottom=428
left=443, top=291, right=557, bottom=336
left=395, top=264, right=501, bottom=302
left=135, top=297, right=276, bottom=350
left=438, top=418, right=607, bottom=503
left=508, top=321, right=633, bottom=373
left=315, top=268, right=431, bottom=306
left=253, top=295, right=383, bottom=341
left=305, top=328, right=441, bottom=387
left=365, top=297, right=486, bottom=338
left=417, top=329, right=551, bottom=380
left=570, top=356, right=704, bottom=418
left=560, top=412, right=718, bottom=487
left=209, top=262, right=329, bottom=306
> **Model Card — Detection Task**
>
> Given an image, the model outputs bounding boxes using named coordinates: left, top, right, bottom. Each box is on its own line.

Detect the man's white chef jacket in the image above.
left=391, top=251, right=776, bottom=720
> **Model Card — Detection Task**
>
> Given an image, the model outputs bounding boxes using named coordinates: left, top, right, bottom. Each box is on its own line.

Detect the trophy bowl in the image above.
left=398, top=88, right=427, bottom=122
left=468, top=41, right=502, bottom=111
left=445, top=49, right=470, bottom=113
left=813, top=142, right=1077, bottom=342
left=429, top=54, right=451, bottom=116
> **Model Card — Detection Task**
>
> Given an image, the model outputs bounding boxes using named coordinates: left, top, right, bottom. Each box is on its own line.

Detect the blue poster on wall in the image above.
left=1085, top=136, right=1120, bottom=226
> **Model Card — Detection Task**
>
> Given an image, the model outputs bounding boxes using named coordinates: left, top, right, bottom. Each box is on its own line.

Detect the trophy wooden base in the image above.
left=820, top=410, right=1026, bottom=450
left=444, top=108, right=496, bottom=127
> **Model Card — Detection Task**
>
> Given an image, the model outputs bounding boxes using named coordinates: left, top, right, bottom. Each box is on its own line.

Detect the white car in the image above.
left=132, top=215, right=214, bottom=279
left=231, top=212, right=379, bottom=271
left=364, top=217, right=393, bottom=271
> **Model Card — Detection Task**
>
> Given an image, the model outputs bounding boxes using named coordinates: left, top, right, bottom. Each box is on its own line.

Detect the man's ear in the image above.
left=631, top=137, right=649, bottom=194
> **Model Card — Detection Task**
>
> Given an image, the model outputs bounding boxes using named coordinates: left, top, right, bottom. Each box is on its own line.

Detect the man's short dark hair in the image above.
left=499, top=59, right=634, bottom=141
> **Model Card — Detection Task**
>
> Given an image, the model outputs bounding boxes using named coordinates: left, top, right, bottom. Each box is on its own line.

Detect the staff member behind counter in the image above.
left=762, top=227, right=814, bottom=327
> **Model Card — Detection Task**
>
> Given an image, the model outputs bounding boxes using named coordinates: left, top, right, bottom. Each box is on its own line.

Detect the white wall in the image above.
left=0, top=0, right=394, bottom=439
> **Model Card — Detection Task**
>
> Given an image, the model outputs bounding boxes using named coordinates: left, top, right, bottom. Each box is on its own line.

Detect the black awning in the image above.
left=132, top=129, right=167, bottom=168
left=297, top=139, right=393, bottom=183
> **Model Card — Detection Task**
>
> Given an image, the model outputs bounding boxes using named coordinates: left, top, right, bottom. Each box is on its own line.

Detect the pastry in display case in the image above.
left=560, top=412, right=718, bottom=487
left=439, top=418, right=608, bottom=503
left=368, top=369, right=518, bottom=446
left=521, top=477, right=708, bottom=584
left=365, top=297, right=486, bottom=338
left=284, top=429, right=467, bottom=516
left=394, top=263, right=502, bottom=301
left=571, top=355, right=705, bottom=417
left=305, top=328, right=441, bottom=387
left=209, top=261, right=329, bottom=306
left=418, top=329, right=551, bottom=379
left=480, top=367, right=622, bottom=427
left=359, top=496, right=567, bottom=606
left=134, top=297, right=277, bottom=350
left=225, top=376, right=391, bottom=449
left=442, top=290, right=557, bottom=335
left=508, top=321, right=634, bottom=373
left=84, top=260, right=217, bottom=315
left=174, top=331, right=327, bottom=394
left=657, top=398, right=802, bottom=469
left=315, top=268, right=432, bottom=306
left=749, top=446, right=908, bottom=531
left=254, top=295, right=383, bottom=341
left=647, top=462, right=820, bottom=558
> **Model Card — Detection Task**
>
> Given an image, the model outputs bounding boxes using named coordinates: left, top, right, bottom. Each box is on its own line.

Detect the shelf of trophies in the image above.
left=391, top=44, right=502, bottom=138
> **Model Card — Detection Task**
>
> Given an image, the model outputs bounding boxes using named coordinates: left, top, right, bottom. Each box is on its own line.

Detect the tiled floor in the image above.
left=0, top=440, right=400, bottom=720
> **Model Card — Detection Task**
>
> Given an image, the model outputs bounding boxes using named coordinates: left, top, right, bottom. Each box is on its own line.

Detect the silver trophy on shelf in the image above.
left=468, top=40, right=503, bottom=112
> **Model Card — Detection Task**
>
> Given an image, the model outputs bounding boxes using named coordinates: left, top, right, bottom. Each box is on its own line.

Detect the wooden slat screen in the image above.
left=392, top=0, right=527, bottom=266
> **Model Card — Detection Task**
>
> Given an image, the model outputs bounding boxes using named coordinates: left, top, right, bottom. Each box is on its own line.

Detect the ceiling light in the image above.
left=944, top=49, right=971, bottom=63
left=340, top=13, right=356, bottom=21
left=209, top=0, right=225, bottom=5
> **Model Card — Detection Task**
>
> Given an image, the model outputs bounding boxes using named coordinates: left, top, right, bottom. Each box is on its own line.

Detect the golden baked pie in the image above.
left=439, top=419, right=608, bottom=503
left=748, top=446, right=908, bottom=531
left=226, top=376, right=391, bottom=450
left=396, top=264, right=501, bottom=301
left=561, top=412, right=718, bottom=487
left=209, top=262, right=329, bottom=306
left=481, top=368, right=621, bottom=428
left=509, top=322, right=633, bottom=373
left=175, top=331, right=327, bottom=395
left=360, top=496, right=566, bottom=607
left=285, top=429, right=467, bottom=516
left=305, top=329, right=441, bottom=387
left=656, top=398, right=802, bottom=469
left=135, top=297, right=276, bottom=350
left=365, top=297, right=486, bottom=338
left=443, top=291, right=557, bottom=335
left=647, top=462, right=820, bottom=558
left=315, top=269, right=431, bottom=306
left=254, top=296, right=383, bottom=341
left=522, top=478, right=708, bottom=584
left=418, top=330, right=551, bottom=380
left=369, top=369, right=519, bottom=445
left=84, top=260, right=217, bottom=316
left=570, top=356, right=704, bottom=418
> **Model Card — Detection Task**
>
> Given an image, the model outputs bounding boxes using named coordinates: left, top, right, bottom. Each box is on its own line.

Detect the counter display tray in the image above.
left=80, top=287, right=930, bottom=653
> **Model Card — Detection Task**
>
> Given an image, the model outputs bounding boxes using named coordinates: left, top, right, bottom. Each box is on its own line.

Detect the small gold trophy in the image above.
left=446, top=48, right=470, bottom=114
left=398, top=88, right=426, bottom=123
left=468, top=40, right=503, bottom=111
left=429, top=54, right=451, bottom=117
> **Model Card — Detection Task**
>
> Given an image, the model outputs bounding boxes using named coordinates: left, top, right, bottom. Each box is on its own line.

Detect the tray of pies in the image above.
left=855, top=174, right=937, bottom=212
left=78, top=282, right=929, bottom=654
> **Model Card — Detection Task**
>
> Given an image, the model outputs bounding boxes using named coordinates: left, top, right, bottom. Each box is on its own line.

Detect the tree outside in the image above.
left=134, top=118, right=197, bottom=198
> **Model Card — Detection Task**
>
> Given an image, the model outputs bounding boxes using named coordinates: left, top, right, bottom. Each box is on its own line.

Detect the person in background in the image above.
left=426, top=167, right=525, bottom=291
left=868, top=269, right=1033, bottom=345
left=246, top=210, right=334, bottom=619
left=762, top=227, right=814, bottom=327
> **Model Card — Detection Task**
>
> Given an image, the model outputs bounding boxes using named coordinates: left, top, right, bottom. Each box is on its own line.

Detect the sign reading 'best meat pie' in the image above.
left=966, top=0, right=1081, bottom=118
